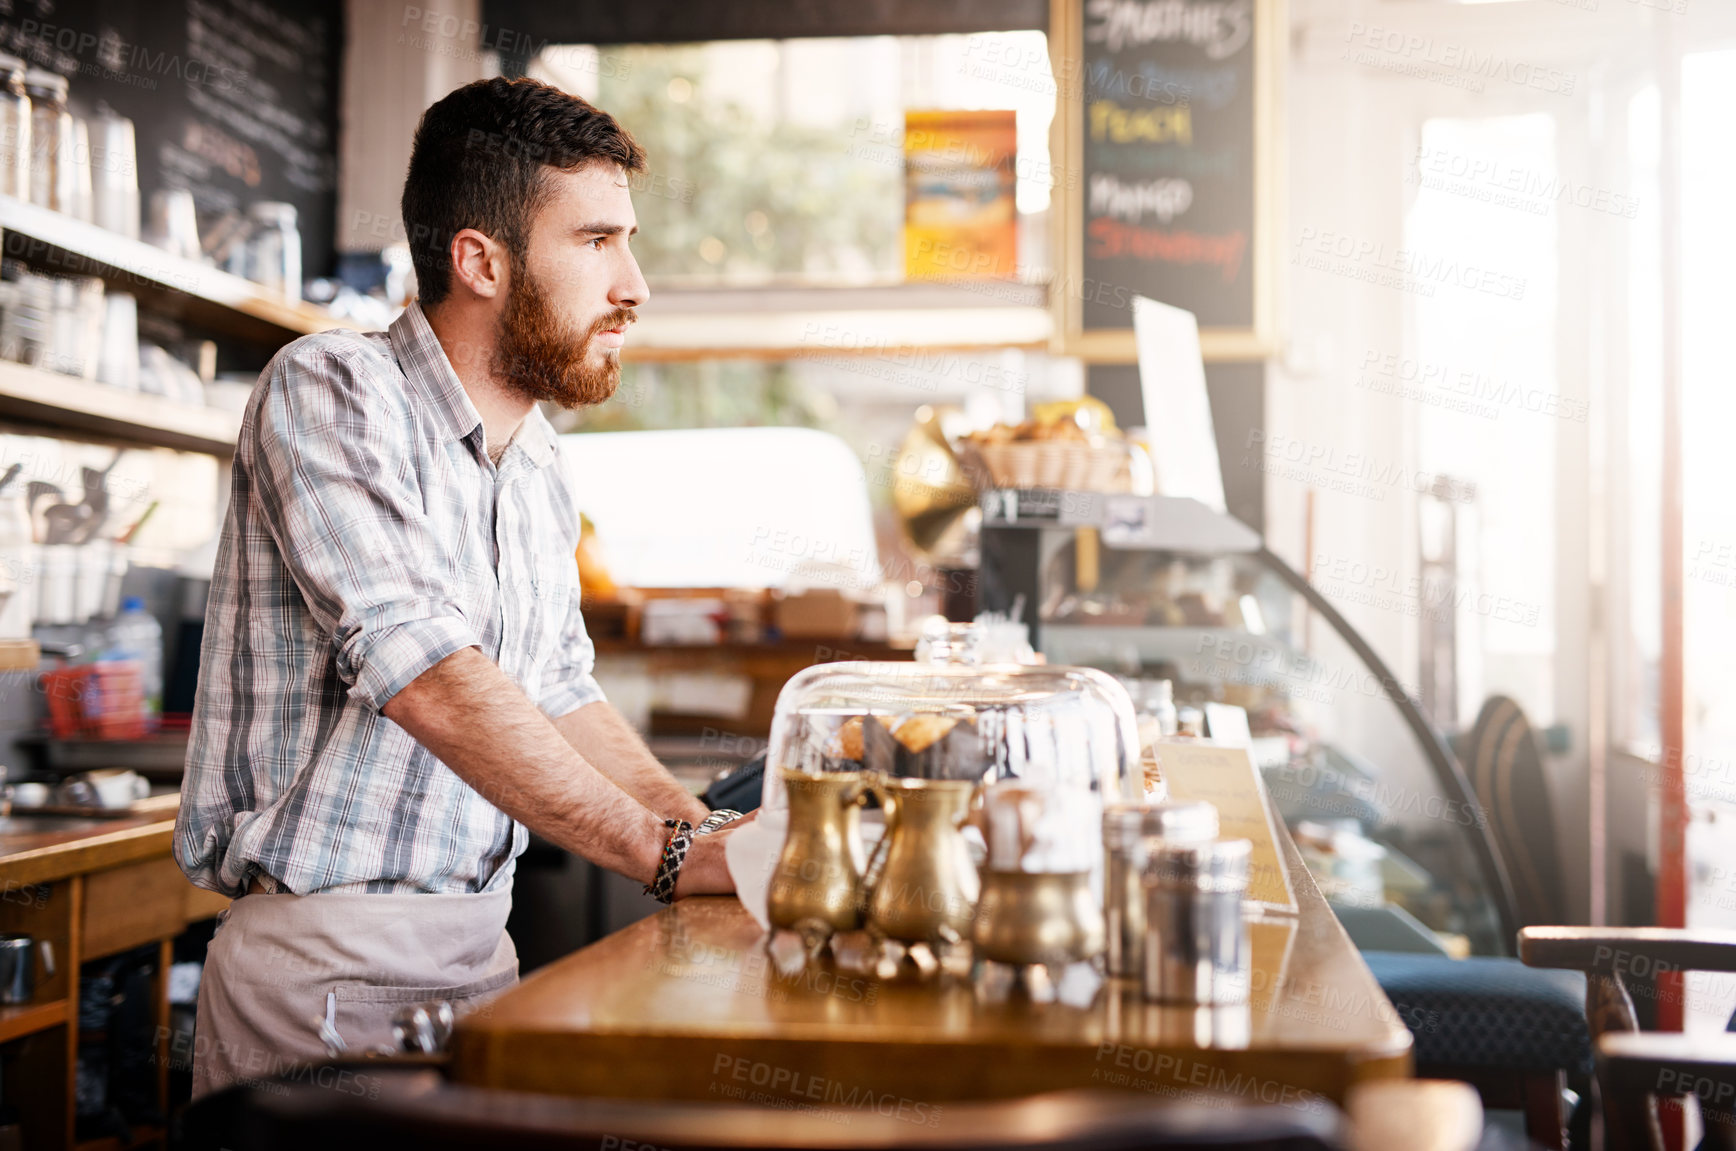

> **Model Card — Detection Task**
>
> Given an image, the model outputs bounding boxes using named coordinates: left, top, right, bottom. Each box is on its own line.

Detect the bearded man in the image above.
left=174, top=77, right=742, bottom=1097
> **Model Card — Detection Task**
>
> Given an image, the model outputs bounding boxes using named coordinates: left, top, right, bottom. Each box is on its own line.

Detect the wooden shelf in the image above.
left=0, top=998, right=69, bottom=1044
left=0, top=361, right=240, bottom=454
left=0, top=194, right=355, bottom=347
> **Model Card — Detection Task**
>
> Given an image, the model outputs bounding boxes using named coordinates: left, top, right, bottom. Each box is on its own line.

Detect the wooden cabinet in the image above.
left=0, top=799, right=226, bottom=1151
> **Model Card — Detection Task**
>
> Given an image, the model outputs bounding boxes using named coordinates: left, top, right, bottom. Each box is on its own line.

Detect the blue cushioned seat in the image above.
left=1363, top=952, right=1593, bottom=1076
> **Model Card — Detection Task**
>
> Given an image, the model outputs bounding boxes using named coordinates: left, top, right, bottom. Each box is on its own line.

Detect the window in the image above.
left=561, top=427, right=879, bottom=589
left=1680, top=51, right=1736, bottom=796
left=1406, top=114, right=1560, bottom=728
left=1623, top=85, right=1662, bottom=755
left=529, top=33, right=1057, bottom=286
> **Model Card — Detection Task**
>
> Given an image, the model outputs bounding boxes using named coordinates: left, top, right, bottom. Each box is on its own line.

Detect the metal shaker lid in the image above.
left=1141, top=837, right=1252, bottom=893
left=1102, top=799, right=1219, bottom=845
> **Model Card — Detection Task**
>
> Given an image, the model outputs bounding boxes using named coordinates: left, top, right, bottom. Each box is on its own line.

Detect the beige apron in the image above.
left=190, top=886, right=517, bottom=1098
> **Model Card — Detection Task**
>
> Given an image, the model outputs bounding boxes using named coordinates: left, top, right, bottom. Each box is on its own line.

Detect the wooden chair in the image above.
left=1361, top=696, right=1591, bottom=1149
left=1599, top=1032, right=1736, bottom=1151
left=1521, top=925, right=1736, bottom=1150
left=1462, top=697, right=1568, bottom=931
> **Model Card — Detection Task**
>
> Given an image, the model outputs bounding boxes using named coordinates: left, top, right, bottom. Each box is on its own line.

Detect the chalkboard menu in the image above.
left=0, top=0, right=341, bottom=277
left=1056, top=0, right=1275, bottom=359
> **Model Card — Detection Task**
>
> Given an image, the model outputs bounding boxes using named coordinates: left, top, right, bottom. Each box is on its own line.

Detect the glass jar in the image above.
left=67, top=116, right=93, bottom=223
left=914, top=618, right=979, bottom=666
left=0, top=55, right=30, bottom=201
left=1142, top=678, right=1179, bottom=736
left=24, top=71, right=74, bottom=215
left=245, top=201, right=302, bottom=302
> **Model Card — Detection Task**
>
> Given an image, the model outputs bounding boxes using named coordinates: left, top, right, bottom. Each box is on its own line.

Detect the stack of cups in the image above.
left=90, top=109, right=139, bottom=239
left=98, top=293, right=139, bottom=390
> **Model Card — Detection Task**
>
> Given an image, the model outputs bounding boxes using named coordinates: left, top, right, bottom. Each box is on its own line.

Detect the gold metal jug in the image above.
left=767, top=769, right=869, bottom=935
left=864, top=778, right=981, bottom=944
left=972, top=870, right=1105, bottom=967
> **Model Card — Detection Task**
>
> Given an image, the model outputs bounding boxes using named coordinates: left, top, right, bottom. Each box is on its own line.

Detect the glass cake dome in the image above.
left=762, top=661, right=1149, bottom=850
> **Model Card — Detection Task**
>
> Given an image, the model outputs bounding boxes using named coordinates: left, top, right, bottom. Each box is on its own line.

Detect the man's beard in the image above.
left=490, top=262, right=633, bottom=409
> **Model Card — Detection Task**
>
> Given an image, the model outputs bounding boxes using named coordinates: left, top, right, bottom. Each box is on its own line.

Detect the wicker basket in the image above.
left=998, top=442, right=1043, bottom=488
left=966, top=437, right=1132, bottom=493
left=1083, top=442, right=1128, bottom=492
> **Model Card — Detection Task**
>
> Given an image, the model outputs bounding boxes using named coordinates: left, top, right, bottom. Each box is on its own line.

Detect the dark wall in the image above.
left=1087, top=361, right=1265, bottom=535
left=0, top=0, right=343, bottom=278
left=484, top=0, right=1046, bottom=58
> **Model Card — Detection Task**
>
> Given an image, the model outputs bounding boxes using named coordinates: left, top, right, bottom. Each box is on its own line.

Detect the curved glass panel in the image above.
left=1026, top=538, right=1508, bottom=956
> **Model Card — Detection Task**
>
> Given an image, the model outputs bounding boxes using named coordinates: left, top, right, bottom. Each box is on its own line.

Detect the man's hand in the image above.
left=673, top=827, right=738, bottom=898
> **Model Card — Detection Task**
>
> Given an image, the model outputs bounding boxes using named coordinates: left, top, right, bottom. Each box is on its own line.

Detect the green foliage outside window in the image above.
left=595, top=45, right=901, bottom=284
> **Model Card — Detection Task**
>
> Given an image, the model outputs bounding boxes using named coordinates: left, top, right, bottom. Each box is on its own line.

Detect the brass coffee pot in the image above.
left=864, top=778, right=981, bottom=945
left=767, top=769, right=870, bottom=937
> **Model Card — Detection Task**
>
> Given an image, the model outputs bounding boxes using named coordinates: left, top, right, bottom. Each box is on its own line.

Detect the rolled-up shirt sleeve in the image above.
left=247, top=347, right=479, bottom=711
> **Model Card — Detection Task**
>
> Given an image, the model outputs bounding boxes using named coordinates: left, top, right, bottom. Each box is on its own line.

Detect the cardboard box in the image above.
left=775, top=589, right=860, bottom=639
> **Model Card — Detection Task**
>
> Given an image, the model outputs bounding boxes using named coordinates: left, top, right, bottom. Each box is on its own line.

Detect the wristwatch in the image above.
left=695, top=808, right=743, bottom=836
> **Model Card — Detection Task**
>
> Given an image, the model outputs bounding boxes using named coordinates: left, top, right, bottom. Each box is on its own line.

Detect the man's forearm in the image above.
left=381, top=647, right=731, bottom=893
left=551, top=701, right=709, bottom=824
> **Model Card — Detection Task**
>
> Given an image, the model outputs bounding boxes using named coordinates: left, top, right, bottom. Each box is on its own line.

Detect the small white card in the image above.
left=1133, top=296, right=1226, bottom=512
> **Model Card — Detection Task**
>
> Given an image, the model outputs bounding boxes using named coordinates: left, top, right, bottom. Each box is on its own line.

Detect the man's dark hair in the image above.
left=402, top=76, right=646, bottom=307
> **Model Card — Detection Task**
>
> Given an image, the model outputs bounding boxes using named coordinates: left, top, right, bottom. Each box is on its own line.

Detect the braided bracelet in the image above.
left=645, top=819, right=694, bottom=904
left=695, top=808, right=743, bottom=836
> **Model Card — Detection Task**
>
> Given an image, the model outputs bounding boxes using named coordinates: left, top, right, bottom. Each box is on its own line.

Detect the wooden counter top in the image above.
left=452, top=825, right=1411, bottom=1109
left=0, top=792, right=184, bottom=887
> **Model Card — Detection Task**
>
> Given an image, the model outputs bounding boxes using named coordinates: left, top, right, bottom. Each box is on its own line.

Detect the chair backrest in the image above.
left=1463, top=695, right=1564, bottom=928
left=204, top=1068, right=1350, bottom=1151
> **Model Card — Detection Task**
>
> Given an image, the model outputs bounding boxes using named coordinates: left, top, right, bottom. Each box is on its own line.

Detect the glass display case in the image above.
left=977, top=490, right=1519, bottom=958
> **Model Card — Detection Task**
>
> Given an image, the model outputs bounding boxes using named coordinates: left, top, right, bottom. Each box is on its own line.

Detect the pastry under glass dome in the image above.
left=763, top=662, right=1145, bottom=815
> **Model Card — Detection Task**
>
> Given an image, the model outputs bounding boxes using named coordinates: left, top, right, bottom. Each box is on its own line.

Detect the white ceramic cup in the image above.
left=10, top=782, right=49, bottom=807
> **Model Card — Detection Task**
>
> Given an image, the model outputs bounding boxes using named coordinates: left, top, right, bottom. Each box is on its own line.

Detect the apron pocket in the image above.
left=327, top=967, right=519, bottom=1054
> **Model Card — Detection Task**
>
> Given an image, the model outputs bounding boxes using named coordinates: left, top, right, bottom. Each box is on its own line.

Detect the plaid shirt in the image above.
left=175, top=302, right=606, bottom=897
